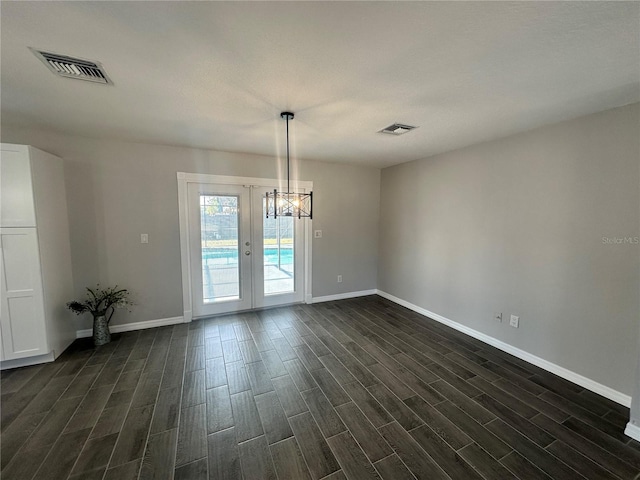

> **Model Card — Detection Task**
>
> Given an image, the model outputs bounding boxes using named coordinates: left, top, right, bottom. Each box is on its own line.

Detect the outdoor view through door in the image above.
left=263, top=198, right=294, bottom=295
left=200, top=194, right=240, bottom=303
left=198, top=194, right=296, bottom=304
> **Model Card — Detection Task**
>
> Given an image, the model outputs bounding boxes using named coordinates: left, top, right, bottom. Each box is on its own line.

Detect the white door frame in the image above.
left=177, top=172, right=313, bottom=322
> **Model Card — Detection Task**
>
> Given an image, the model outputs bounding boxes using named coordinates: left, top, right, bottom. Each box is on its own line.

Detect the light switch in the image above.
left=141, top=234, right=149, bottom=244
left=314, top=230, right=323, bottom=238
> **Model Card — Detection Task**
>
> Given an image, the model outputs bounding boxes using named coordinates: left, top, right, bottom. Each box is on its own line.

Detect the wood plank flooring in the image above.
left=1, top=295, right=637, bottom=479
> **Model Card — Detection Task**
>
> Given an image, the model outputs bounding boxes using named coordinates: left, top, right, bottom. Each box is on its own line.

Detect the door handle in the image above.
left=245, top=251, right=251, bottom=256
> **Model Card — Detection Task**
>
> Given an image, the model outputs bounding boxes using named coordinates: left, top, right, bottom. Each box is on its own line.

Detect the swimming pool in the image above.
left=203, top=247, right=293, bottom=264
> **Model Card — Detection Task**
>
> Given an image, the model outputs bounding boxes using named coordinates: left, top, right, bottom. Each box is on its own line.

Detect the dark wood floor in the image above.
left=1, top=295, right=637, bottom=480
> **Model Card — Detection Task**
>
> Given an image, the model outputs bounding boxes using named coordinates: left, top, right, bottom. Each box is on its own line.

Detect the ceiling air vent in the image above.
left=30, top=48, right=112, bottom=85
left=379, top=123, right=417, bottom=135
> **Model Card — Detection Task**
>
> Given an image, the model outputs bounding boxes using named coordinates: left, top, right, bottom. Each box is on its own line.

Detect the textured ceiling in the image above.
left=1, top=1, right=639, bottom=168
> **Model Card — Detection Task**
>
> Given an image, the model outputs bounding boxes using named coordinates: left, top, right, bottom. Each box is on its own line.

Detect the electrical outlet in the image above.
left=495, top=312, right=502, bottom=322
left=337, top=275, right=343, bottom=283
left=314, top=230, right=323, bottom=238
left=141, top=234, right=148, bottom=244
left=510, top=315, right=519, bottom=328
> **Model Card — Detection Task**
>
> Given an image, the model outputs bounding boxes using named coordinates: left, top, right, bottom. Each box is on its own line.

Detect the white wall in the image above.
left=378, top=103, right=640, bottom=397
left=0, top=127, right=381, bottom=329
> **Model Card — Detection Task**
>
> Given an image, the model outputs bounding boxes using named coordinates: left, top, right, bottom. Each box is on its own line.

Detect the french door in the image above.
left=186, top=181, right=306, bottom=318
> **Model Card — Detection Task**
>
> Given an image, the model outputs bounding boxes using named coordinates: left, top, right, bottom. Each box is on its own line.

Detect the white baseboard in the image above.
left=312, top=289, right=377, bottom=304
left=625, top=422, right=640, bottom=441
left=76, top=316, right=185, bottom=339
left=377, top=290, right=632, bottom=408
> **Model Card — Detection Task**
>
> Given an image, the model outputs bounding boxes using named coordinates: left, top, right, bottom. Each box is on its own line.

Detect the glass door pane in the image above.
left=263, top=199, right=294, bottom=295
left=252, top=190, right=304, bottom=309
left=200, top=194, right=240, bottom=302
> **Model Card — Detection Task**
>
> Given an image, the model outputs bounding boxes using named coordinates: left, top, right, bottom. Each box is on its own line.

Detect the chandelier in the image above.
left=266, top=112, right=313, bottom=219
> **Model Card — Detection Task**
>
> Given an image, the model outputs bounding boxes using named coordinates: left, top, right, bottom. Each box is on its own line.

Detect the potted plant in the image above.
left=67, top=285, right=133, bottom=346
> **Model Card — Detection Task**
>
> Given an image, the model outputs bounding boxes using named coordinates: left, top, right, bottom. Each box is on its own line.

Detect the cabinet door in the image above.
left=0, top=228, right=48, bottom=360
left=0, top=144, right=36, bottom=227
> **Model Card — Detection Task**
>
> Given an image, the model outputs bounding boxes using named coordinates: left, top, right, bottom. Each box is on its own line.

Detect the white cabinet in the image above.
left=0, top=228, right=48, bottom=358
left=0, top=146, right=36, bottom=227
left=0, top=144, right=75, bottom=366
